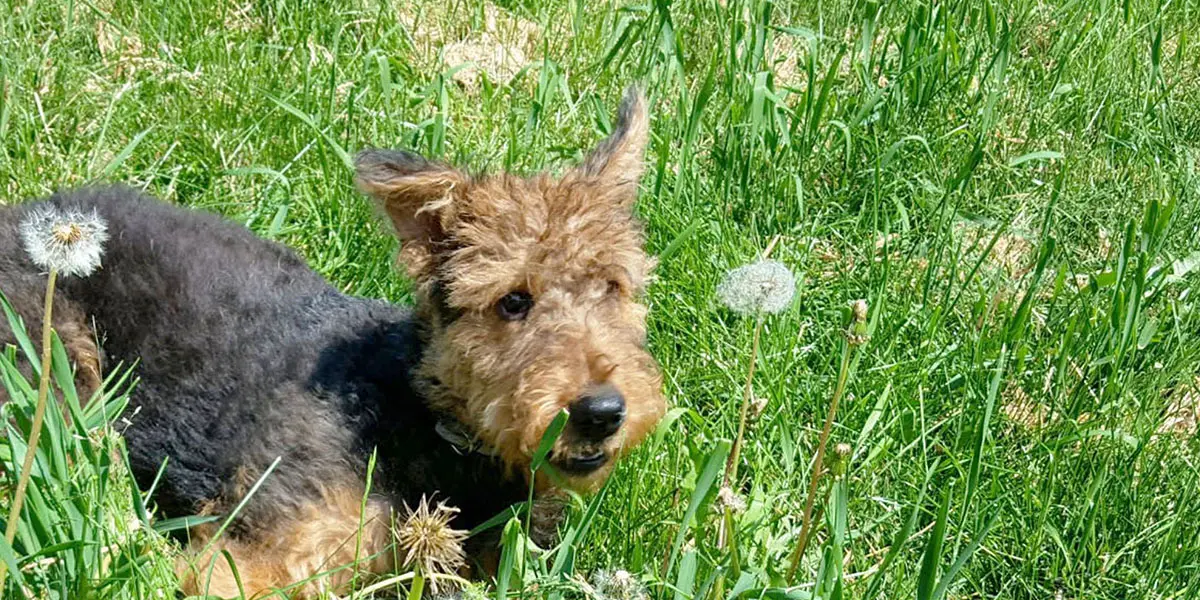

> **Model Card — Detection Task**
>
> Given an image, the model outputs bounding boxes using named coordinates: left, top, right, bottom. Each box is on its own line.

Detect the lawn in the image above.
left=2, top=0, right=1200, bottom=598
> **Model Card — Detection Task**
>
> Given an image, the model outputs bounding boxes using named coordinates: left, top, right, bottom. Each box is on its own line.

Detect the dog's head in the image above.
left=356, top=87, right=665, bottom=491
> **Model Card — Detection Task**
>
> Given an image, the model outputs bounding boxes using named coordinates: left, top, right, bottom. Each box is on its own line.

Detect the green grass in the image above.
left=2, top=0, right=1200, bottom=598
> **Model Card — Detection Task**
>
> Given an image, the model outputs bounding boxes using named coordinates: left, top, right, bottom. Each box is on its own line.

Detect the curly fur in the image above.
left=0, top=87, right=665, bottom=597
left=357, top=88, right=666, bottom=489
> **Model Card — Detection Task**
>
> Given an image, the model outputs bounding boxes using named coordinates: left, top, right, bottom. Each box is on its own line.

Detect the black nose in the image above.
left=569, top=386, right=626, bottom=441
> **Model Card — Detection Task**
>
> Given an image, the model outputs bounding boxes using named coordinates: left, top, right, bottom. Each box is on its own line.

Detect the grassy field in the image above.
left=2, top=0, right=1200, bottom=598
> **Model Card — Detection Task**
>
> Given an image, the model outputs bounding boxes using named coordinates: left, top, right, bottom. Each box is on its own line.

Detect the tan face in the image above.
left=355, top=89, right=666, bottom=491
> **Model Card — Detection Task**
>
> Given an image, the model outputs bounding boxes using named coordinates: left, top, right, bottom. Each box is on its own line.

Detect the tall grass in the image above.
left=1, top=0, right=1198, bottom=598
left=1, top=294, right=176, bottom=598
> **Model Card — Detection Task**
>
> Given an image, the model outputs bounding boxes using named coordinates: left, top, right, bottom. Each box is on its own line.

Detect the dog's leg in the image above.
left=176, top=486, right=395, bottom=599
left=54, top=313, right=102, bottom=401
left=0, top=297, right=101, bottom=406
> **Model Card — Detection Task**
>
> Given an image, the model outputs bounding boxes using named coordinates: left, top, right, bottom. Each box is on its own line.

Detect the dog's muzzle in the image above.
left=569, top=384, right=626, bottom=441
left=551, top=384, right=627, bottom=474
left=556, top=449, right=610, bottom=475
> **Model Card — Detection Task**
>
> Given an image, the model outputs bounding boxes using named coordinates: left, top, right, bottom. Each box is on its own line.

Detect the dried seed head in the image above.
left=19, top=206, right=109, bottom=277
left=52, top=222, right=84, bottom=243
left=716, top=485, right=747, bottom=514
left=394, top=496, right=468, bottom=590
left=749, top=395, right=770, bottom=421
left=846, top=299, right=870, bottom=346
left=827, top=443, right=853, bottom=476
left=590, top=568, right=649, bottom=600
left=850, top=299, right=868, bottom=323
left=717, top=260, right=796, bottom=315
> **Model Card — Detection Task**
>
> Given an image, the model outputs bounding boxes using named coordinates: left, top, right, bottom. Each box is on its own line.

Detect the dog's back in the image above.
left=0, top=187, right=420, bottom=518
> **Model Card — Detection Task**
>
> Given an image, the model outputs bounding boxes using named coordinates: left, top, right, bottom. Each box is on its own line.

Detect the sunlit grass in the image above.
left=2, top=0, right=1199, bottom=598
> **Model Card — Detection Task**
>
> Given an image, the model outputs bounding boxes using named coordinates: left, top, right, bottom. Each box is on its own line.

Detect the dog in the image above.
left=0, top=87, right=665, bottom=597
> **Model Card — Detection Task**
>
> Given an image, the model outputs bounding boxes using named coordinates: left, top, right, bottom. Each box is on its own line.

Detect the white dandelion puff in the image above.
left=716, top=485, right=747, bottom=514
left=19, top=206, right=109, bottom=277
left=717, top=260, right=796, bottom=315
left=590, top=568, right=649, bottom=600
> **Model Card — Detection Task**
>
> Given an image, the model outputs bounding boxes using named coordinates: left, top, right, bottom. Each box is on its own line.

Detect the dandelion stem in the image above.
left=727, top=316, right=764, bottom=486
left=406, top=567, right=424, bottom=600
left=714, top=316, right=763, bottom=600
left=0, top=269, right=59, bottom=587
left=717, top=315, right=764, bottom=554
left=786, top=334, right=852, bottom=584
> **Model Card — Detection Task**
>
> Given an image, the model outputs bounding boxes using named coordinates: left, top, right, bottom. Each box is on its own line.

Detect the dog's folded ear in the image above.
left=354, top=149, right=464, bottom=244
left=577, top=86, right=650, bottom=199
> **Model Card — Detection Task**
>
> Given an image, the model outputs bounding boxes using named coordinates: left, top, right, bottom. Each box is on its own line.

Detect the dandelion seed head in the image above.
left=717, top=260, right=796, bottom=315
left=716, top=485, right=747, bottom=514
left=850, top=299, right=868, bottom=322
left=749, top=395, right=770, bottom=420
left=53, top=222, right=83, bottom=243
left=19, top=206, right=109, bottom=277
left=590, top=568, right=649, bottom=600
left=394, top=496, right=468, bottom=591
left=828, top=442, right=854, bottom=476
left=847, top=299, right=870, bottom=346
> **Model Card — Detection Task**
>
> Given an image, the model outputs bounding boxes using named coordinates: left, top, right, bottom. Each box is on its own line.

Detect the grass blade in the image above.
left=916, top=487, right=952, bottom=600
left=666, top=440, right=730, bottom=578
left=100, top=126, right=154, bottom=178
left=1007, top=149, right=1064, bottom=167
left=530, top=409, right=569, bottom=472
left=931, top=512, right=997, bottom=600
left=265, top=94, right=353, bottom=171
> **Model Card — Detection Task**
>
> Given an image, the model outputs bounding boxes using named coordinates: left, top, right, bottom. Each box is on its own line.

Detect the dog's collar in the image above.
left=434, top=418, right=499, bottom=458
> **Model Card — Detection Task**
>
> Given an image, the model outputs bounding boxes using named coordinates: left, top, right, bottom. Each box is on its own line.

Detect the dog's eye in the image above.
left=496, top=291, right=534, bottom=321
left=606, top=280, right=622, bottom=296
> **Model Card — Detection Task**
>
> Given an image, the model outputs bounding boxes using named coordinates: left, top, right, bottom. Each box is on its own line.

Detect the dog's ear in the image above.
left=354, top=149, right=464, bottom=244
left=577, top=86, right=649, bottom=200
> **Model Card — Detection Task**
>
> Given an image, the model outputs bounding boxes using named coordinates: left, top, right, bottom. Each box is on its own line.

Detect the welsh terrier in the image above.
left=0, top=87, right=665, bottom=597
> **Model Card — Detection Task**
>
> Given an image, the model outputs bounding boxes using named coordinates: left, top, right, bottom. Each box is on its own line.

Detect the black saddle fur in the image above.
left=0, top=186, right=527, bottom=543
